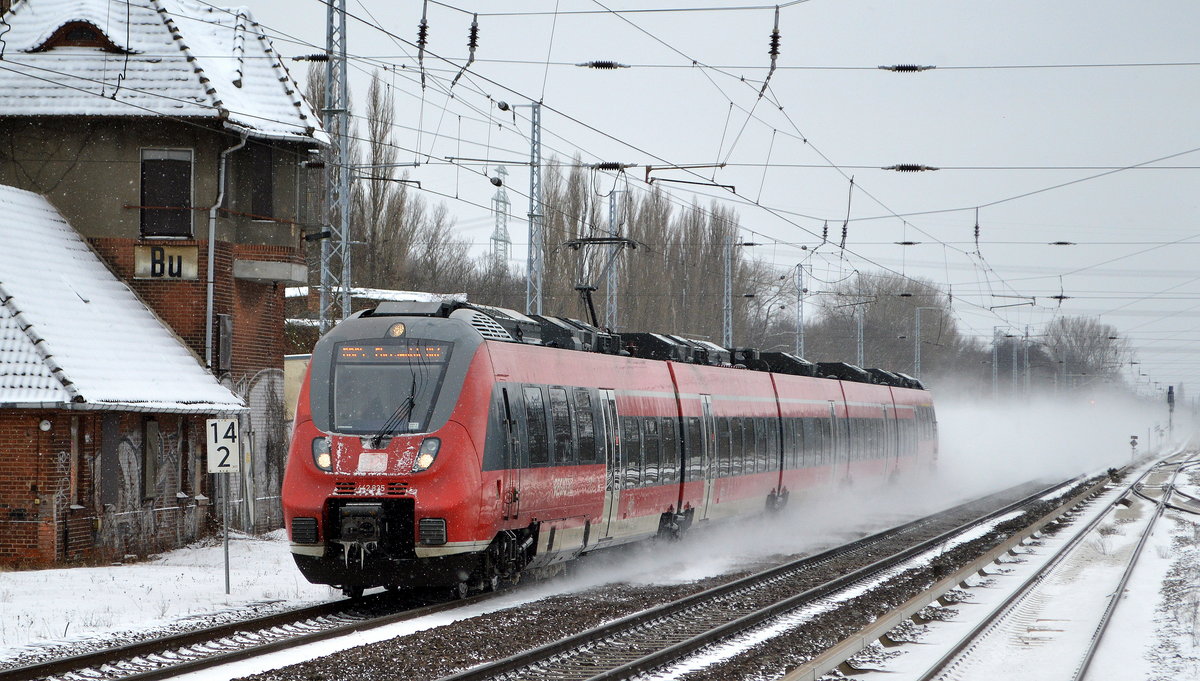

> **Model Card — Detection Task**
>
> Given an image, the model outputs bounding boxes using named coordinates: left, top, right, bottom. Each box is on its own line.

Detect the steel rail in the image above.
left=1071, top=452, right=1200, bottom=681
left=0, top=589, right=493, bottom=681
left=915, top=456, right=1179, bottom=681
left=433, top=478, right=1088, bottom=681
left=1, top=486, right=1023, bottom=681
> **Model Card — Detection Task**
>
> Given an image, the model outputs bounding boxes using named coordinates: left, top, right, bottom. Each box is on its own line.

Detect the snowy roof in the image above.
left=0, top=184, right=244, bottom=412
left=0, top=0, right=326, bottom=143
left=284, top=287, right=469, bottom=304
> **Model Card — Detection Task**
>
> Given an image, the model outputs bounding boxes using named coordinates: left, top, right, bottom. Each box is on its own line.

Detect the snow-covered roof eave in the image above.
left=0, top=400, right=246, bottom=413
left=222, top=119, right=330, bottom=147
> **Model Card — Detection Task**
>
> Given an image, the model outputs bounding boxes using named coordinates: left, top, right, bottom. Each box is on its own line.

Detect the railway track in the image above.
left=0, top=472, right=1104, bottom=681
left=0, top=589, right=489, bottom=681
left=429, top=477, right=1104, bottom=681
left=892, top=450, right=1199, bottom=681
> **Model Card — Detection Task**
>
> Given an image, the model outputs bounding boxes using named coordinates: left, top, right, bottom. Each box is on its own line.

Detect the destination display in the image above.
left=336, top=342, right=451, bottom=363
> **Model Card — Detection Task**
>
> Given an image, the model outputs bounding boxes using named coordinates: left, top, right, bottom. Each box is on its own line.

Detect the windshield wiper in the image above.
left=367, top=374, right=418, bottom=448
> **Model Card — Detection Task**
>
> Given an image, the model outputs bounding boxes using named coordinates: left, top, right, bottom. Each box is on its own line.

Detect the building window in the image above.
left=247, top=143, right=274, bottom=218
left=33, top=21, right=124, bottom=52
left=141, top=149, right=193, bottom=238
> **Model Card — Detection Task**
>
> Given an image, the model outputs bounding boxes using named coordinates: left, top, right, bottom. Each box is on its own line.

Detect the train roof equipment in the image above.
left=354, top=300, right=923, bottom=390
left=815, top=362, right=873, bottom=383
left=758, top=351, right=818, bottom=377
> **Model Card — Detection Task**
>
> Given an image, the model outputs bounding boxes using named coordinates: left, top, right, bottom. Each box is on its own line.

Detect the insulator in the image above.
left=467, top=16, right=479, bottom=50
left=577, top=60, right=628, bottom=70
left=294, top=53, right=329, bottom=62
left=417, top=19, right=428, bottom=48
left=592, top=162, right=628, bottom=171
left=878, top=64, right=936, bottom=72
left=883, top=164, right=939, bottom=172
left=769, top=7, right=781, bottom=57
left=821, top=222, right=828, bottom=242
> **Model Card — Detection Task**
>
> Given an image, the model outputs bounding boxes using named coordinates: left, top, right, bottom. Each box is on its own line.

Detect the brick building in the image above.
left=0, top=186, right=244, bottom=565
left=0, top=0, right=327, bottom=543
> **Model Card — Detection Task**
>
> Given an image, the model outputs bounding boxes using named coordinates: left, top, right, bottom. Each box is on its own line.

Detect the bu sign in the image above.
left=206, top=418, right=240, bottom=473
left=134, top=245, right=199, bottom=280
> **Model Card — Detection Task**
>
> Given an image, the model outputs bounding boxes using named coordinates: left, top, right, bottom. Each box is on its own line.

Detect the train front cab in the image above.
left=283, top=311, right=496, bottom=595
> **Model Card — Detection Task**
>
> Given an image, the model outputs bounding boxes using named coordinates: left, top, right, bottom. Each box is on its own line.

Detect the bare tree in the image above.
left=800, top=271, right=964, bottom=377
left=1043, top=315, right=1130, bottom=389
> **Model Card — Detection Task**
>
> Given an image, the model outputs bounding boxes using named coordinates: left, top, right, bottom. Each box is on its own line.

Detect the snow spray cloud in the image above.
left=934, top=386, right=1168, bottom=496
left=542, top=387, right=1171, bottom=592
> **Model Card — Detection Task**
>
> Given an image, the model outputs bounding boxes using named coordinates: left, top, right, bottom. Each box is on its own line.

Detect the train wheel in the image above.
left=454, top=581, right=470, bottom=599
left=342, top=585, right=364, bottom=599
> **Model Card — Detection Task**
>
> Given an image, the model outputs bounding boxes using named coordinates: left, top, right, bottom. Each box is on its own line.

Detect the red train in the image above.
left=282, top=301, right=938, bottom=597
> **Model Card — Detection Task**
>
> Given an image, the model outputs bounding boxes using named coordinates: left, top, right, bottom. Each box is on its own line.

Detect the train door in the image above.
left=698, top=395, right=717, bottom=521
left=499, top=387, right=522, bottom=520
left=599, top=389, right=621, bottom=541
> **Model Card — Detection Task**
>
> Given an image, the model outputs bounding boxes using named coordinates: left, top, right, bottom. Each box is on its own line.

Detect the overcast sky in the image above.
left=251, top=0, right=1200, bottom=395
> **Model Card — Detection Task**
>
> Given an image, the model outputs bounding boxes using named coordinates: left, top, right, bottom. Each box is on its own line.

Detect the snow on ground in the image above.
left=0, top=530, right=341, bottom=664
left=0, top=393, right=1180, bottom=676
left=0, top=468, right=973, bottom=670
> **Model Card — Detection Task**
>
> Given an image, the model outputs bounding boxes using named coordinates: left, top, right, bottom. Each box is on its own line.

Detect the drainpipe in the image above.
left=205, top=133, right=248, bottom=371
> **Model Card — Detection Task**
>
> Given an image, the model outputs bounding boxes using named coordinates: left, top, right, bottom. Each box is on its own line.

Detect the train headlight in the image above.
left=412, top=437, right=441, bottom=472
left=312, top=437, right=332, bottom=471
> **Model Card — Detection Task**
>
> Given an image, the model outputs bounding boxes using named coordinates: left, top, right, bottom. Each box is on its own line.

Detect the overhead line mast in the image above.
left=320, top=0, right=351, bottom=334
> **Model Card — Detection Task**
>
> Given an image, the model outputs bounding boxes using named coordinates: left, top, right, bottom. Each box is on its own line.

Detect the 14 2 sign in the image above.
left=206, top=418, right=241, bottom=473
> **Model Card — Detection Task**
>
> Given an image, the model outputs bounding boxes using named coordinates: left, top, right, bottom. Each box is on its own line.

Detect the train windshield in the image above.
left=331, top=340, right=454, bottom=435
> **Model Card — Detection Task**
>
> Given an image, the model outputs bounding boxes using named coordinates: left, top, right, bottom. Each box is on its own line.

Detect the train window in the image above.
left=799, top=419, right=812, bottom=466
left=743, top=418, right=755, bottom=475
left=791, top=418, right=804, bottom=468
left=661, top=418, right=679, bottom=483
left=805, top=418, right=823, bottom=465
left=331, top=339, right=453, bottom=435
left=573, top=388, right=598, bottom=463
left=727, top=418, right=742, bottom=476
left=743, top=417, right=755, bottom=474
left=856, top=417, right=864, bottom=460
left=643, top=417, right=660, bottom=486
left=746, top=418, right=759, bottom=475
left=821, top=418, right=831, bottom=466
left=549, top=387, right=573, bottom=465
left=523, top=386, right=550, bottom=466
left=748, top=417, right=759, bottom=473
left=777, top=417, right=787, bottom=469
left=861, top=418, right=871, bottom=461
left=739, top=417, right=748, bottom=477
left=622, top=417, right=642, bottom=488
left=760, top=417, right=771, bottom=473
left=767, top=418, right=780, bottom=471
left=779, top=418, right=790, bottom=469
left=685, top=417, right=703, bottom=479
left=716, top=418, right=731, bottom=477
left=756, top=417, right=769, bottom=473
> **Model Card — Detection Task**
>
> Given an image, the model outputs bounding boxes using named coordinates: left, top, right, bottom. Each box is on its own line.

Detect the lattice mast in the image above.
left=490, top=166, right=512, bottom=267
left=319, top=0, right=351, bottom=334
